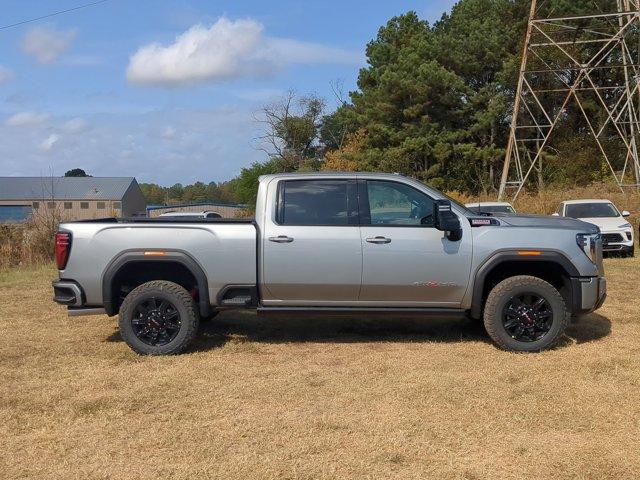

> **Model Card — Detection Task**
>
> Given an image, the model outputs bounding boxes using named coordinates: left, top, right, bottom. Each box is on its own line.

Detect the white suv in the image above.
left=555, top=199, right=634, bottom=257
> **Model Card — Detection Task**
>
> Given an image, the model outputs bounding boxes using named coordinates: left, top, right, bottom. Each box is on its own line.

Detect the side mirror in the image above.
left=552, top=212, right=560, bottom=216
left=622, top=210, right=630, bottom=217
left=434, top=200, right=462, bottom=241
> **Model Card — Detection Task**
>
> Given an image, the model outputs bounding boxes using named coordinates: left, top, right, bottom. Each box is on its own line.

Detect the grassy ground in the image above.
left=1, top=258, right=639, bottom=480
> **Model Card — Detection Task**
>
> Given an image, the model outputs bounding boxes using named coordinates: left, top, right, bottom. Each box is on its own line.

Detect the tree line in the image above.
left=139, top=181, right=238, bottom=206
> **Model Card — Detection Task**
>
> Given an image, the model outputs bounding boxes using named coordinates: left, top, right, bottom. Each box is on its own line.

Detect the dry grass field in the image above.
left=1, top=257, right=639, bottom=480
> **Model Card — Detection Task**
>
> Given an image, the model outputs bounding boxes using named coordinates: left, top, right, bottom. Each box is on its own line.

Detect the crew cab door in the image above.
left=358, top=179, right=472, bottom=306
left=261, top=178, right=362, bottom=304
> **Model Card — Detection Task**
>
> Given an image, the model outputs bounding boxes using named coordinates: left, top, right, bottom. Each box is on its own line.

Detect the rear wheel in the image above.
left=483, top=275, right=569, bottom=352
left=119, top=280, right=199, bottom=355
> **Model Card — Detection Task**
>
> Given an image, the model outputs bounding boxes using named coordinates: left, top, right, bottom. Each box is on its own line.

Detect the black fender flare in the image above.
left=470, top=249, right=580, bottom=319
left=102, top=250, right=211, bottom=317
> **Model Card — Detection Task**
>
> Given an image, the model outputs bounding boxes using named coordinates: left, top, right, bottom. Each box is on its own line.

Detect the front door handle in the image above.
left=268, top=235, right=294, bottom=243
left=366, top=236, right=391, bottom=244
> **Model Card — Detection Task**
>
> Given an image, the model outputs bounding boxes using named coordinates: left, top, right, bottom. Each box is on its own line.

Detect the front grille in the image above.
left=602, top=233, right=624, bottom=244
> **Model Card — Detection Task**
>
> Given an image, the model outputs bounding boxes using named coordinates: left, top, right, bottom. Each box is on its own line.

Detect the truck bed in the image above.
left=59, top=218, right=258, bottom=309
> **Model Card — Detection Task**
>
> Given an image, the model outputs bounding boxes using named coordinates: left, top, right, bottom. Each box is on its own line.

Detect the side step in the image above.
left=218, top=285, right=258, bottom=307
left=257, top=306, right=467, bottom=318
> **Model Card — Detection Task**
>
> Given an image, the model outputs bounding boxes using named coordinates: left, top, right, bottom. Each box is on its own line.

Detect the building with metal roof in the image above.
left=0, top=177, right=146, bottom=223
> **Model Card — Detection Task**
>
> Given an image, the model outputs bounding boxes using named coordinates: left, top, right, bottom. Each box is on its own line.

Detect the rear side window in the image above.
left=277, top=180, right=357, bottom=226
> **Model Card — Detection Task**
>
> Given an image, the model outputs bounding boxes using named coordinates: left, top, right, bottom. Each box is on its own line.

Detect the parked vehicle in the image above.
left=465, top=201, right=516, bottom=215
left=554, top=199, right=634, bottom=257
left=53, top=173, right=606, bottom=355
left=158, top=210, right=222, bottom=219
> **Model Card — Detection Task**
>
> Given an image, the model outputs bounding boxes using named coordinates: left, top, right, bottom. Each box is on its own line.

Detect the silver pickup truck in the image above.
left=53, top=173, right=606, bottom=355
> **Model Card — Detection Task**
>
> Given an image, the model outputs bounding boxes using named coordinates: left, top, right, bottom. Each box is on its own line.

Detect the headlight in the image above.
left=576, top=233, right=600, bottom=264
left=618, top=222, right=632, bottom=228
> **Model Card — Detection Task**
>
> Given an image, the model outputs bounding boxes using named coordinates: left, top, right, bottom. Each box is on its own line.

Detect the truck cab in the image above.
left=257, top=174, right=472, bottom=307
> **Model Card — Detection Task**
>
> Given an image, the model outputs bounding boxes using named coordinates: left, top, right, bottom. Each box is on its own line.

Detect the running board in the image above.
left=257, top=306, right=467, bottom=318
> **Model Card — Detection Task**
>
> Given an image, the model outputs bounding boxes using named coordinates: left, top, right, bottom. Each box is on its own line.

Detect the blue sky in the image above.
left=0, top=0, right=457, bottom=185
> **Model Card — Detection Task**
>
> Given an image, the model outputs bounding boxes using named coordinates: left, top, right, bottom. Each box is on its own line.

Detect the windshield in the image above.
left=467, top=205, right=515, bottom=215
left=565, top=202, right=619, bottom=218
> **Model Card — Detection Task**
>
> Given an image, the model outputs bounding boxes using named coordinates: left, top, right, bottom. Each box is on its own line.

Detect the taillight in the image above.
left=55, top=231, right=71, bottom=270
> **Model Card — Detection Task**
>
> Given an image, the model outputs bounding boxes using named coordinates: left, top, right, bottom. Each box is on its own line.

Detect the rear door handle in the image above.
left=268, top=235, right=294, bottom=243
left=366, top=236, right=391, bottom=244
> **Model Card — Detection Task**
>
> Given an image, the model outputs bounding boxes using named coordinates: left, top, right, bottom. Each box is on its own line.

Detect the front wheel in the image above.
left=483, top=275, right=569, bottom=352
left=118, top=280, right=200, bottom=355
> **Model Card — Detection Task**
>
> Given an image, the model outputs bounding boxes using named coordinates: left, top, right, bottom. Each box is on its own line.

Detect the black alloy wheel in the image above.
left=131, top=296, right=182, bottom=346
left=502, top=293, right=553, bottom=342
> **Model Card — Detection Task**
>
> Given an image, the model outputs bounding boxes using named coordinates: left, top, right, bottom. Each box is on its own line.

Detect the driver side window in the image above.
left=366, top=180, right=435, bottom=226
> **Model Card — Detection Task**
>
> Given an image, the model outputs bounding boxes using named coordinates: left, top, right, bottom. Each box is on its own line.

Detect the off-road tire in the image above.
left=483, top=275, right=569, bottom=352
left=119, top=280, right=200, bottom=355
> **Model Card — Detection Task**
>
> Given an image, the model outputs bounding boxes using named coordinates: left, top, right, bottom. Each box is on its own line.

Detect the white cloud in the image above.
left=5, top=111, right=50, bottom=127
left=62, top=117, right=88, bottom=133
left=40, top=133, right=60, bottom=152
left=0, top=65, right=14, bottom=84
left=21, top=26, right=77, bottom=64
left=126, top=17, right=361, bottom=87
left=161, top=126, right=176, bottom=139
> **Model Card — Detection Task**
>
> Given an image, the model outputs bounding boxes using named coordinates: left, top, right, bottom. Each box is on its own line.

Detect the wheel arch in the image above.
left=470, top=250, right=579, bottom=319
left=102, top=251, right=211, bottom=317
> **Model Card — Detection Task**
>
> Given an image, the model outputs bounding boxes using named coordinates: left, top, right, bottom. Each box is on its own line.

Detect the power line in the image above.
left=0, top=0, right=110, bottom=30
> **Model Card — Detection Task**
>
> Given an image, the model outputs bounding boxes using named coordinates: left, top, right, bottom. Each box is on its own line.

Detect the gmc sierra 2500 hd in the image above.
left=53, top=173, right=606, bottom=355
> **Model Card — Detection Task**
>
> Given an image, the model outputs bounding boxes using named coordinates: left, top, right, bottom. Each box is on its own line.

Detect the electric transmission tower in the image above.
left=499, top=0, right=640, bottom=200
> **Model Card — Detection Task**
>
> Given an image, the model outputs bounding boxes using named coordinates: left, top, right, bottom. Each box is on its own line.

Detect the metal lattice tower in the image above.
left=499, top=0, right=640, bottom=200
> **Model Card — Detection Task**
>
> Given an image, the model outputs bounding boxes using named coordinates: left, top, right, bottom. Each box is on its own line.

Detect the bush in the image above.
left=0, top=212, right=60, bottom=269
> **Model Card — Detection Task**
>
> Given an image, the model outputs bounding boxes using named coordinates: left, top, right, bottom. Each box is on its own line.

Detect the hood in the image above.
left=496, top=214, right=599, bottom=233
left=575, top=216, right=628, bottom=231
